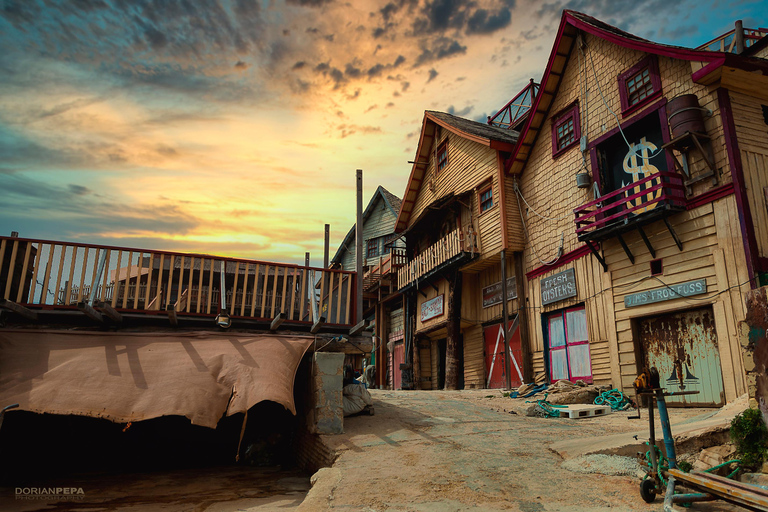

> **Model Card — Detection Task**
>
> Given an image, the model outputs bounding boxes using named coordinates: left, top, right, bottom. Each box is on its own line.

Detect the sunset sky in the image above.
left=0, top=0, right=764, bottom=265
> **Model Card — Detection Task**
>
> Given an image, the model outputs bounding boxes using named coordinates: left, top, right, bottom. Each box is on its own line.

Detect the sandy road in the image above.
left=301, top=389, right=733, bottom=512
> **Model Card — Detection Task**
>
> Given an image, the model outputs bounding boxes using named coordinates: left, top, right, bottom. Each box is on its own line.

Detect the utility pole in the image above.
left=355, top=169, right=363, bottom=324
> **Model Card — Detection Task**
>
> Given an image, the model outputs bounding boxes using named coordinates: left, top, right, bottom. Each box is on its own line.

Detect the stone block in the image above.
left=310, top=353, right=344, bottom=435
left=741, top=472, right=768, bottom=487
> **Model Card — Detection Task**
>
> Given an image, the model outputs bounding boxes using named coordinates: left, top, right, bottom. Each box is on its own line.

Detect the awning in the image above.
left=0, top=330, right=314, bottom=429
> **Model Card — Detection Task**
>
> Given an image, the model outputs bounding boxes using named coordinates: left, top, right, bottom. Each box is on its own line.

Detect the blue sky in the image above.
left=0, top=0, right=764, bottom=264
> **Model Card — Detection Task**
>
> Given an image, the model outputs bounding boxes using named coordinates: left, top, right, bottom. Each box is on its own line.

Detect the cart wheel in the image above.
left=640, top=478, right=657, bottom=503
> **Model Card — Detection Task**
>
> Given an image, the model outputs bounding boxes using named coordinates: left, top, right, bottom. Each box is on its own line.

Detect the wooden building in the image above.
left=505, top=11, right=768, bottom=405
left=393, top=110, right=526, bottom=390
left=330, top=186, right=406, bottom=387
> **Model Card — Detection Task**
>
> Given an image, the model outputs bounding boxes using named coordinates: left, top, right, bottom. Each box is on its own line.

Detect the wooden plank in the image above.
left=121, top=251, right=132, bottom=309
left=88, top=248, right=100, bottom=303
left=260, top=265, right=270, bottom=318
left=0, top=298, right=38, bottom=319
left=111, top=249, right=122, bottom=308
left=0, top=241, right=6, bottom=295
left=289, top=267, right=297, bottom=321
left=53, top=245, right=66, bottom=304
left=250, top=264, right=260, bottom=318
left=196, top=257, right=205, bottom=313
left=299, top=268, right=307, bottom=322
left=16, top=242, right=32, bottom=304
left=100, top=249, right=111, bottom=302
left=712, top=298, right=738, bottom=402
left=42, top=244, right=55, bottom=305
left=3, top=240, right=19, bottom=300
left=96, top=301, right=122, bottom=323
left=143, top=254, right=154, bottom=309
left=270, top=312, right=285, bottom=330
left=177, top=256, right=185, bottom=313
left=345, top=274, right=352, bottom=325
left=132, top=251, right=142, bottom=310
left=231, top=261, right=240, bottom=316
left=186, top=257, right=195, bottom=313
left=207, top=259, right=214, bottom=314
left=335, top=271, right=343, bottom=325
left=77, top=301, right=103, bottom=323
left=240, top=263, right=249, bottom=317
left=166, top=255, right=175, bottom=308
left=318, top=270, right=326, bottom=322
left=280, top=266, right=288, bottom=316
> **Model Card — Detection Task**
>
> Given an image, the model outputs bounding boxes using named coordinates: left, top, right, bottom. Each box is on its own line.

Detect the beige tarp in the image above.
left=0, top=330, right=314, bottom=428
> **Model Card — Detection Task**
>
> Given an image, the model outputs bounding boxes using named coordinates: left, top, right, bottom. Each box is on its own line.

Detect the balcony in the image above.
left=397, top=227, right=477, bottom=290
left=573, top=172, right=686, bottom=266
left=0, top=236, right=357, bottom=328
left=363, top=248, right=406, bottom=292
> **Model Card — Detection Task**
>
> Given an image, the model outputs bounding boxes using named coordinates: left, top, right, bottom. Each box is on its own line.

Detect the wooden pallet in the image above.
left=557, top=404, right=612, bottom=419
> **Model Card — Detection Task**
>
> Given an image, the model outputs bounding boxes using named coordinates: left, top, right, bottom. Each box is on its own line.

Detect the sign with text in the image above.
left=625, top=279, right=707, bottom=308
left=420, top=294, right=444, bottom=322
left=482, top=277, right=517, bottom=308
left=541, top=268, right=577, bottom=306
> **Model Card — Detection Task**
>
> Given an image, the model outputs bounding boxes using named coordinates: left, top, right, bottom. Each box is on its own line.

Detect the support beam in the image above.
left=637, top=225, right=656, bottom=258
left=585, top=241, right=608, bottom=271
left=616, top=234, right=635, bottom=264
left=96, top=301, right=122, bottom=323
left=664, top=217, right=684, bottom=251
left=0, top=299, right=38, bottom=320
left=514, top=252, right=533, bottom=383
left=77, top=301, right=103, bottom=323
left=311, top=315, right=326, bottom=334
left=166, top=305, right=178, bottom=327
left=270, top=312, right=286, bottom=331
left=309, top=336, right=374, bottom=354
left=349, top=319, right=369, bottom=336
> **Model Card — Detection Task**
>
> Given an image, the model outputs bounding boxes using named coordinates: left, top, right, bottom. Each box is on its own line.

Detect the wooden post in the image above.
left=445, top=269, right=462, bottom=390
left=355, top=169, right=363, bottom=324
left=413, top=334, right=421, bottom=389
left=734, top=20, right=745, bottom=54
left=514, top=251, right=533, bottom=382
left=500, top=250, right=512, bottom=389
left=324, top=224, right=330, bottom=269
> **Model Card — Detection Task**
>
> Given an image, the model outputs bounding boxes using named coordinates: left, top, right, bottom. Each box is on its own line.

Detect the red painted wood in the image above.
left=484, top=320, right=522, bottom=389
left=686, top=183, right=735, bottom=210
left=393, top=342, right=404, bottom=390
left=526, top=244, right=591, bottom=280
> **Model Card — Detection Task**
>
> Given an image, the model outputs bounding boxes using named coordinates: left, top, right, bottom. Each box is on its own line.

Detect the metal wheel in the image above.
left=640, top=478, right=657, bottom=503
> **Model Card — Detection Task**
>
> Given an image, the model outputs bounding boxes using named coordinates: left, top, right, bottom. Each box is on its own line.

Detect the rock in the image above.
left=535, top=372, right=546, bottom=385
left=547, top=387, right=599, bottom=405
left=762, top=461, right=768, bottom=474
left=741, top=472, right=768, bottom=488
left=517, top=383, right=533, bottom=395
left=698, top=448, right=725, bottom=469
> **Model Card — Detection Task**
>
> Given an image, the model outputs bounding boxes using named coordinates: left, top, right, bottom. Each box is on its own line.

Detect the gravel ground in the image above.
left=562, top=454, right=641, bottom=477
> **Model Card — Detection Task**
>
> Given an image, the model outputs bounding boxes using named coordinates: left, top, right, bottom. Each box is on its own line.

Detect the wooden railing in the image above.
left=0, top=236, right=356, bottom=326
left=488, top=80, right=539, bottom=130
left=397, top=227, right=475, bottom=290
left=362, top=248, right=406, bottom=291
left=696, top=26, right=768, bottom=53
left=573, top=171, right=686, bottom=240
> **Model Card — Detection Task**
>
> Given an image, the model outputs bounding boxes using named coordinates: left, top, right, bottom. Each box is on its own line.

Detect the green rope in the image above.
left=594, top=388, right=632, bottom=410
left=525, top=393, right=567, bottom=418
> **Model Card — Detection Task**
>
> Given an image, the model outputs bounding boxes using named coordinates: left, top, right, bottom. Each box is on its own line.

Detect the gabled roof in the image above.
left=505, top=10, right=768, bottom=175
left=331, top=185, right=401, bottom=266
left=395, top=111, right=519, bottom=232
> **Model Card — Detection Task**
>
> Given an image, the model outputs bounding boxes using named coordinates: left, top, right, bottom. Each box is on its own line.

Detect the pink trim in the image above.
left=526, top=244, right=591, bottom=280
left=685, top=183, right=735, bottom=210
left=618, top=55, right=662, bottom=117
left=718, top=88, right=759, bottom=282
left=551, top=101, right=580, bottom=158
left=691, top=57, right=726, bottom=83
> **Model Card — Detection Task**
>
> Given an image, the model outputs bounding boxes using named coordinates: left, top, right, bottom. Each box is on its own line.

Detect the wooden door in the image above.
left=392, top=342, right=404, bottom=390
left=484, top=318, right=523, bottom=389
left=638, top=307, right=724, bottom=407
left=546, top=306, right=592, bottom=384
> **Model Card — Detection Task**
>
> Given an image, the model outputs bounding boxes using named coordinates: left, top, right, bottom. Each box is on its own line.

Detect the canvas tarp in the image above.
left=0, top=330, right=314, bottom=429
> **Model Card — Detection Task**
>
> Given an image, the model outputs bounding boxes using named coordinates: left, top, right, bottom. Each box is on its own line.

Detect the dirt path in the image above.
left=301, top=389, right=734, bottom=512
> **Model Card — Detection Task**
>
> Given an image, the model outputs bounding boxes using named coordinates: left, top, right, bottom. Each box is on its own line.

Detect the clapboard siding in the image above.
left=338, top=193, right=399, bottom=270
left=463, top=325, right=484, bottom=389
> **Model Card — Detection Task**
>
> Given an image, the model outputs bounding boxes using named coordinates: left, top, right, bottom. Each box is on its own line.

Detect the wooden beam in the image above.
left=77, top=301, right=103, bottom=323
left=0, top=299, right=38, bottom=320
left=310, top=335, right=373, bottom=354
left=166, top=305, right=178, bottom=327
left=96, top=301, right=122, bottom=323
left=349, top=319, right=369, bottom=336
left=270, top=312, right=286, bottom=331
left=310, top=315, right=326, bottom=334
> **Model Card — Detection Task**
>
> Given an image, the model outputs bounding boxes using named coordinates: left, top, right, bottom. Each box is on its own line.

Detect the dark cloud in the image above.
left=365, top=104, right=378, bottom=113
left=285, top=0, right=334, bottom=6
left=427, top=68, right=439, bottom=82
left=401, top=81, right=410, bottom=92
left=68, top=184, right=92, bottom=196
left=292, top=61, right=307, bottom=70
left=234, top=60, right=248, bottom=70
left=345, top=63, right=363, bottom=78
left=314, top=62, right=346, bottom=88
left=393, top=55, right=406, bottom=67
left=337, top=124, right=383, bottom=139
left=466, top=7, right=512, bottom=35
left=412, top=0, right=468, bottom=34
left=414, top=38, right=466, bottom=67
left=446, top=105, right=473, bottom=117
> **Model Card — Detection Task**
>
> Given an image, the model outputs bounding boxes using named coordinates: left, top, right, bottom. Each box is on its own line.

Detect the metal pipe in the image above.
left=648, top=395, right=659, bottom=478
left=655, top=388, right=677, bottom=469
left=663, top=475, right=677, bottom=512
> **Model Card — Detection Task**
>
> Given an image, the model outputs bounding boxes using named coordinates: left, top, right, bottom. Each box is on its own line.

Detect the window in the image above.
left=366, top=239, right=378, bottom=258
left=551, top=102, right=580, bottom=157
left=618, top=55, right=662, bottom=116
left=546, top=305, right=592, bottom=383
left=436, top=140, right=448, bottom=172
left=479, top=184, right=493, bottom=213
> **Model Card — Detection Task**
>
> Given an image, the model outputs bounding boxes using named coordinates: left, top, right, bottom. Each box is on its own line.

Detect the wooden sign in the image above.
left=541, top=268, right=577, bottom=306
left=625, top=279, right=706, bottom=308
left=482, top=277, right=517, bottom=308
left=420, top=294, right=444, bottom=322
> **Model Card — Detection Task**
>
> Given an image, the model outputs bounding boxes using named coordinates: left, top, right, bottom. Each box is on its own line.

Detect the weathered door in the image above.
left=484, top=318, right=523, bottom=389
left=392, top=342, right=404, bottom=390
left=638, top=307, right=724, bottom=406
left=546, top=306, right=592, bottom=384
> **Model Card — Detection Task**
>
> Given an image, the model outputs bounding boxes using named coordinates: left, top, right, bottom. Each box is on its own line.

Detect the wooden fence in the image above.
left=397, top=227, right=472, bottom=289
left=0, top=236, right=356, bottom=326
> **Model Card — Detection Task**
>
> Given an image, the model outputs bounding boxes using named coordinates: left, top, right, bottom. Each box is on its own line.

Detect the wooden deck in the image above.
left=0, top=236, right=357, bottom=327
left=363, top=248, right=406, bottom=292
left=397, top=227, right=476, bottom=290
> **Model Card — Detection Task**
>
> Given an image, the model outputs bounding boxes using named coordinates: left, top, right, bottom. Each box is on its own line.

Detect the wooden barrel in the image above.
left=668, top=94, right=706, bottom=138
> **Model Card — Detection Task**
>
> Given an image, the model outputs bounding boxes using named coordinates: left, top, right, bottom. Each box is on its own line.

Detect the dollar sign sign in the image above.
left=622, top=137, right=661, bottom=214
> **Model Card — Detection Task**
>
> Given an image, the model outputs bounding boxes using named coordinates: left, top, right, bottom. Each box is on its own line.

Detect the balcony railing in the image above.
left=0, top=236, right=356, bottom=326
left=488, top=80, right=539, bottom=130
left=363, top=248, right=406, bottom=292
left=573, top=171, right=686, bottom=241
left=397, top=227, right=476, bottom=290
left=696, top=26, right=768, bottom=53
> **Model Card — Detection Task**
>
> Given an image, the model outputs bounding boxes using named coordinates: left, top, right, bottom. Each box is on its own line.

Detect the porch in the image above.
left=397, top=226, right=478, bottom=290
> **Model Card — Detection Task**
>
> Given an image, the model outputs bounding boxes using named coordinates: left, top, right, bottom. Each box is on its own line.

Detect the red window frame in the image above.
left=366, top=239, right=378, bottom=258
left=479, top=183, right=494, bottom=213
left=546, top=305, right=592, bottom=384
left=436, top=140, right=448, bottom=172
left=551, top=102, right=580, bottom=157
left=618, top=55, right=662, bottom=117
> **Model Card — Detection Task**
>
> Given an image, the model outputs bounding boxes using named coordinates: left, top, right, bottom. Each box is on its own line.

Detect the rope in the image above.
left=525, top=393, right=567, bottom=418
left=594, top=388, right=632, bottom=410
